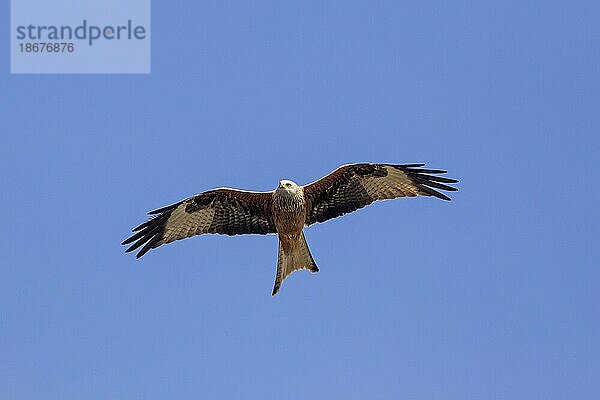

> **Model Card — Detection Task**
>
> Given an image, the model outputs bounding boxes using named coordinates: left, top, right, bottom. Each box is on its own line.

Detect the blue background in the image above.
left=2, top=1, right=599, bottom=399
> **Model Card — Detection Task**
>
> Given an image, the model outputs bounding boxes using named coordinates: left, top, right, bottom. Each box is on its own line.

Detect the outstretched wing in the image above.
left=303, top=163, right=458, bottom=225
left=122, top=188, right=275, bottom=258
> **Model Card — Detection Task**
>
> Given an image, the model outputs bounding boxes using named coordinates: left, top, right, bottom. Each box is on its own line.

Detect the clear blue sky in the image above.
left=2, top=1, right=599, bottom=399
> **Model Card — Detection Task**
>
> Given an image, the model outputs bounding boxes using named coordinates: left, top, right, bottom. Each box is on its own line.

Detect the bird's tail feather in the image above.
left=272, top=232, right=319, bottom=295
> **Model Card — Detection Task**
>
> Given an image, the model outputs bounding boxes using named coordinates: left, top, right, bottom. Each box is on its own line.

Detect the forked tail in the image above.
left=272, top=232, right=319, bottom=295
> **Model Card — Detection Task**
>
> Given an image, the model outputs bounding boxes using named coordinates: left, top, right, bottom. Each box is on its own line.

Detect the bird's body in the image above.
left=271, top=180, right=318, bottom=294
left=123, top=163, right=458, bottom=295
left=272, top=180, right=305, bottom=237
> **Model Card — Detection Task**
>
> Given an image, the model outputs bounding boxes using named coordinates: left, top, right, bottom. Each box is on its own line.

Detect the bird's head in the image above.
left=277, top=180, right=299, bottom=193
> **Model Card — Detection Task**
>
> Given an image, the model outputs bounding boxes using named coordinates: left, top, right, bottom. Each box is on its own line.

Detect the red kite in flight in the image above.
left=122, top=163, right=458, bottom=295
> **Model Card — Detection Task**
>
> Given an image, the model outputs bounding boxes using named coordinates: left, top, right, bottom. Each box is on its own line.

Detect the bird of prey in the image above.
left=122, top=163, right=458, bottom=295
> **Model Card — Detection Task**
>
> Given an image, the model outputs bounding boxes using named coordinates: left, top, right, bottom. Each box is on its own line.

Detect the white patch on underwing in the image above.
left=360, top=166, right=421, bottom=199
left=163, top=203, right=216, bottom=243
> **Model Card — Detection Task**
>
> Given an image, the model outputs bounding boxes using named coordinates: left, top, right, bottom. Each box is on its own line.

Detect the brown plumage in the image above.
left=122, top=163, right=458, bottom=295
